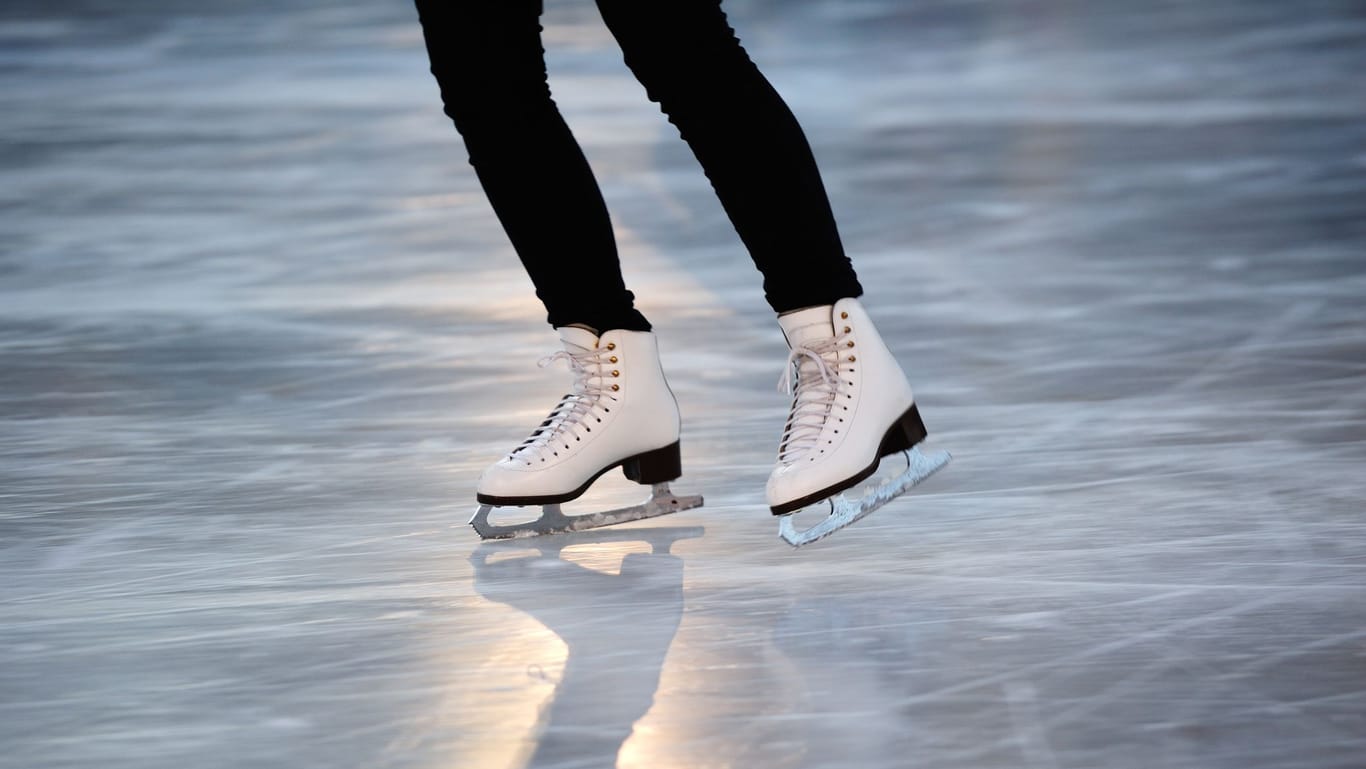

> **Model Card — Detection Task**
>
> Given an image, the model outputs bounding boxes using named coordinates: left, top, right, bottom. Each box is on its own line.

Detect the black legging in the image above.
left=415, top=0, right=863, bottom=332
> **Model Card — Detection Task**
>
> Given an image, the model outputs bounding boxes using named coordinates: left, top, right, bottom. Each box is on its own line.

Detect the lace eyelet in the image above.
left=606, top=342, right=616, bottom=350
left=840, top=311, right=848, bottom=319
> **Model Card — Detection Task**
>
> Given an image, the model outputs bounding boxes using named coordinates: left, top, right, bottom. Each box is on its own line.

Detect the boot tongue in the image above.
left=556, top=326, right=600, bottom=354
left=778, top=306, right=835, bottom=349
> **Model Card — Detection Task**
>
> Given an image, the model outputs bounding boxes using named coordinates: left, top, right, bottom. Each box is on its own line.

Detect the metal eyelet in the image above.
left=846, top=341, right=855, bottom=348
left=609, top=356, right=618, bottom=363
left=606, top=342, right=616, bottom=350
left=840, top=311, right=848, bottom=319
left=612, top=370, right=620, bottom=377
left=611, top=384, right=620, bottom=391
left=843, top=326, right=851, bottom=333
left=848, top=355, right=856, bottom=362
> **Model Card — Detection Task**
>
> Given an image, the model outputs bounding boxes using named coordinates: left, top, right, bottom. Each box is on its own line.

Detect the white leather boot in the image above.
left=767, top=297, right=929, bottom=515
left=477, top=327, right=684, bottom=506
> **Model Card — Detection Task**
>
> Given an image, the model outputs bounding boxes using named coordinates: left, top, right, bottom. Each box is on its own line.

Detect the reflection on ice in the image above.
left=470, top=528, right=702, bottom=768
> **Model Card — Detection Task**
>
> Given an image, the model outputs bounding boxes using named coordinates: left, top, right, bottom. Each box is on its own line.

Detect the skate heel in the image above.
left=621, top=441, right=683, bottom=485
left=879, top=404, right=928, bottom=457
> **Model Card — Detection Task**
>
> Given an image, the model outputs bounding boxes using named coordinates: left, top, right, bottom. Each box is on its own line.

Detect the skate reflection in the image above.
left=471, top=527, right=703, bottom=769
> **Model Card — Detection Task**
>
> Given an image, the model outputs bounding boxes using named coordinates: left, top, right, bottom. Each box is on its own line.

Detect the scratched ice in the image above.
left=2, top=1, right=1364, bottom=768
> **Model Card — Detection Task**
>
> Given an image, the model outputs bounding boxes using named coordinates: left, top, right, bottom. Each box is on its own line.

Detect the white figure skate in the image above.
left=768, top=298, right=951, bottom=547
left=470, top=327, right=703, bottom=539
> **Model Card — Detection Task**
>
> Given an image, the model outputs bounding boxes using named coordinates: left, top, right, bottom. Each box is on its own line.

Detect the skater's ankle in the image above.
left=777, top=305, right=827, bottom=317
left=559, top=322, right=600, bottom=335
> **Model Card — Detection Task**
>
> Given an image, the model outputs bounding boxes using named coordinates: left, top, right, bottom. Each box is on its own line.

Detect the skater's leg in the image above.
left=414, top=0, right=650, bottom=332
left=593, top=0, right=863, bottom=313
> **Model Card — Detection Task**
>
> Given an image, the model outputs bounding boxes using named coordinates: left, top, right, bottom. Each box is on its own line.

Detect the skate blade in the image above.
left=777, top=446, right=951, bottom=548
left=470, top=482, right=703, bottom=540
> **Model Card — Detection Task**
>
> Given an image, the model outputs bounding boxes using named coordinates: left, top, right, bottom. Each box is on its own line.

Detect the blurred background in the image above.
left=2, top=1, right=1364, bottom=768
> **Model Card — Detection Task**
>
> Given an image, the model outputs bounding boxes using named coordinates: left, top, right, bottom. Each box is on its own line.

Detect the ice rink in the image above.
left=3, top=1, right=1365, bottom=767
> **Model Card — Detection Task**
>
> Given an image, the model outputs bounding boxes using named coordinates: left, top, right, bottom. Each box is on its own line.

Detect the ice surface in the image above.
left=2, top=1, right=1365, bottom=768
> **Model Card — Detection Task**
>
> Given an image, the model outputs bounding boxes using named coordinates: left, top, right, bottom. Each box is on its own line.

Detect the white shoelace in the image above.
left=509, top=347, right=618, bottom=462
left=775, top=333, right=848, bottom=465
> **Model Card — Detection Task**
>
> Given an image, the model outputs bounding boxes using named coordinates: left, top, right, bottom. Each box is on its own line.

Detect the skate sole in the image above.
left=476, top=440, right=683, bottom=507
left=769, top=403, right=928, bottom=516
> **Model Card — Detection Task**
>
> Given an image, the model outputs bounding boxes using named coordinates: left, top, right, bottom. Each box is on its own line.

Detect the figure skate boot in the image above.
left=768, top=298, right=950, bottom=546
left=470, top=326, right=702, bottom=539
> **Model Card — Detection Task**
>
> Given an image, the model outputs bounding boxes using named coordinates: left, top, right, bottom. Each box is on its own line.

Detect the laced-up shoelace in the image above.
left=509, top=347, right=618, bottom=463
left=775, top=332, right=849, bottom=465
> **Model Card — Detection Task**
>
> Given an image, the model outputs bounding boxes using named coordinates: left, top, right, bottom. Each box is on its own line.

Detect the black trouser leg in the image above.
left=595, top=0, right=862, bottom=313
left=414, top=0, right=651, bottom=332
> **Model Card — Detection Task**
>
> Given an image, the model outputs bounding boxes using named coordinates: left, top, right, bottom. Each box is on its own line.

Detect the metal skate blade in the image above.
left=470, top=482, right=703, bottom=540
left=778, top=447, right=951, bottom=547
